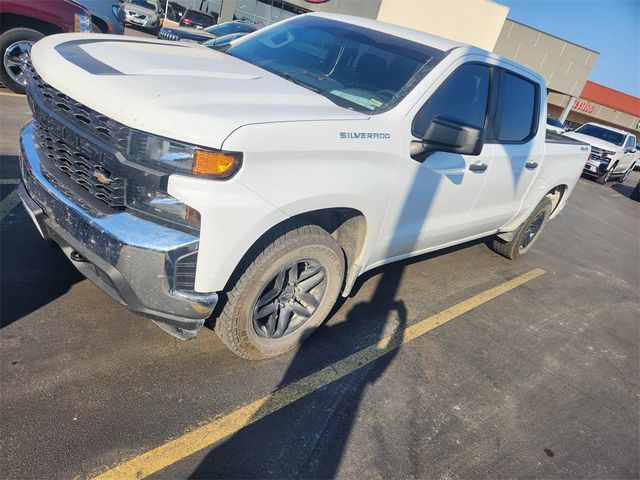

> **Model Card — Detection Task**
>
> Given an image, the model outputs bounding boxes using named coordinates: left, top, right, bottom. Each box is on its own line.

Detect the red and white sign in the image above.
left=573, top=99, right=595, bottom=114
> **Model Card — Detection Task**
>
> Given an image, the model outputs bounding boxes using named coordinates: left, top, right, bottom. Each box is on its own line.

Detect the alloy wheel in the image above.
left=3, top=40, right=33, bottom=86
left=252, top=260, right=327, bottom=339
left=520, top=210, right=546, bottom=251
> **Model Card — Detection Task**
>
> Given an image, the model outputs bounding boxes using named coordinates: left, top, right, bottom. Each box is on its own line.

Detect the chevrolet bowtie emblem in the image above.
left=94, top=169, right=112, bottom=185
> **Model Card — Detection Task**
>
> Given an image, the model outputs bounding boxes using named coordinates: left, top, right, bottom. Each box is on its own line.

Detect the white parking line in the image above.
left=0, top=189, right=21, bottom=221
left=0, top=179, right=20, bottom=184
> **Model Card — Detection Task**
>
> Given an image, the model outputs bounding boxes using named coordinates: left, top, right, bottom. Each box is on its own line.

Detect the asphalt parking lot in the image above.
left=1, top=73, right=639, bottom=479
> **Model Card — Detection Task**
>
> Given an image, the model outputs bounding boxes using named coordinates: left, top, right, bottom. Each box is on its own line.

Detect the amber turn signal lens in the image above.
left=192, top=149, right=240, bottom=177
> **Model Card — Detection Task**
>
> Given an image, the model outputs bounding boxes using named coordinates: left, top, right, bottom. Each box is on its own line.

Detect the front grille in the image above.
left=27, top=65, right=131, bottom=152
left=158, top=30, right=179, bottom=41
left=26, top=65, right=131, bottom=213
left=35, top=127, right=125, bottom=209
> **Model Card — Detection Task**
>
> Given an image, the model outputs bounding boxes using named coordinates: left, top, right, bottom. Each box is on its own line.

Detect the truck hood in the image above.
left=563, top=132, right=622, bottom=152
left=30, top=34, right=367, bottom=149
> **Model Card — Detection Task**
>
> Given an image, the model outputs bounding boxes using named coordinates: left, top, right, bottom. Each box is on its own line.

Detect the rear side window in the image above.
left=412, top=63, right=490, bottom=137
left=495, top=72, right=537, bottom=143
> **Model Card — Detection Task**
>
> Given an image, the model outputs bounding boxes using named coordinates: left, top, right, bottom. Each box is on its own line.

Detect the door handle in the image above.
left=525, top=161, right=539, bottom=170
left=469, top=161, right=487, bottom=172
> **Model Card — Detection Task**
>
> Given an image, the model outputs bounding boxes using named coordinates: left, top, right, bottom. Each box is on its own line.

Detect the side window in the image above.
left=412, top=63, right=490, bottom=137
left=494, top=71, right=538, bottom=143
left=625, top=136, right=636, bottom=150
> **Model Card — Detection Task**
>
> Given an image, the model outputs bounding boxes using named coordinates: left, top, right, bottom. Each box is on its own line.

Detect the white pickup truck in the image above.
left=18, top=13, right=590, bottom=359
left=564, top=122, right=637, bottom=184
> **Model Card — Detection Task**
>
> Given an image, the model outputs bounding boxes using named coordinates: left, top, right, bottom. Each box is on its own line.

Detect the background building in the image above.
left=163, top=0, right=639, bottom=137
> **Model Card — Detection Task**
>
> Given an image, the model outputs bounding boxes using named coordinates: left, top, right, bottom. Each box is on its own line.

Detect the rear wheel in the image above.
left=491, top=197, right=553, bottom=260
left=0, top=28, right=44, bottom=94
left=215, top=225, right=345, bottom=360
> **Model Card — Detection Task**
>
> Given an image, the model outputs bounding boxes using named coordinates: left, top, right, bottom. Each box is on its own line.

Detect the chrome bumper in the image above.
left=18, top=122, right=217, bottom=340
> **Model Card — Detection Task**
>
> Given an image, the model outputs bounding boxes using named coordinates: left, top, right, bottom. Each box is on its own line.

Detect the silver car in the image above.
left=122, top=0, right=163, bottom=34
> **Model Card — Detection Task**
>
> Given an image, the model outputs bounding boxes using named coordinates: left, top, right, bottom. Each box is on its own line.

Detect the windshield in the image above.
left=205, top=22, right=254, bottom=36
left=547, top=117, right=563, bottom=128
left=227, top=15, right=445, bottom=113
left=575, top=124, right=625, bottom=146
left=130, top=0, right=157, bottom=11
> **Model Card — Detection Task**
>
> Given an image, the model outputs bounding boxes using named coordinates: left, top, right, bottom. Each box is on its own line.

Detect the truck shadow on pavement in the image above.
left=1, top=155, right=83, bottom=328
left=191, top=266, right=408, bottom=479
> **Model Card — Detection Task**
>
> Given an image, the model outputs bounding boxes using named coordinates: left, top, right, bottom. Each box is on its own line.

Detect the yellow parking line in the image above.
left=92, top=268, right=545, bottom=480
left=0, top=190, right=21, bottom=221
left=0, top=91, right=25, bottom=98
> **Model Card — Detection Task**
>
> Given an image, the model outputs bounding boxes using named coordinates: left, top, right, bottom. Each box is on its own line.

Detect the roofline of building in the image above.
left=504, top=18, right=600, bottom=55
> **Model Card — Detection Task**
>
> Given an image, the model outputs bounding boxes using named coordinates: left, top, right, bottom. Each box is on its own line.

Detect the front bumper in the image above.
left=583, top=157, right=609, bottom=177
left=18, top=122, right=217, bottom=340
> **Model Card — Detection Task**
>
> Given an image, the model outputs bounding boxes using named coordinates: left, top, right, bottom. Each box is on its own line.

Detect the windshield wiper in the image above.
left=276, top=72, right=322, bottom=93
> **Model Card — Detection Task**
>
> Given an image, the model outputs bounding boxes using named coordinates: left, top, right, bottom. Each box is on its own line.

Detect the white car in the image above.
left=19, top=13, right=590, bottom=359
left=564, top=122, right=637, bottom=184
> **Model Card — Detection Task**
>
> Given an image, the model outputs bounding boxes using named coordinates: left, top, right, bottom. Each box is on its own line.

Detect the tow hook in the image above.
left=70, top=250, right=88, bottom=262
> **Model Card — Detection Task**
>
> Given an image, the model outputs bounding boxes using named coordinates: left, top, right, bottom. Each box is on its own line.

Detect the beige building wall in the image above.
left=376, top=0, right=509, bottom=51
left=494, top=19, right=598, bottom=97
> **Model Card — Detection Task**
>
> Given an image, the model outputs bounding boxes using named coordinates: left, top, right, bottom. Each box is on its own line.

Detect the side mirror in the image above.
left=413, top=116, right=484, bottom=160
left=625, top=148, right=634, bottom=154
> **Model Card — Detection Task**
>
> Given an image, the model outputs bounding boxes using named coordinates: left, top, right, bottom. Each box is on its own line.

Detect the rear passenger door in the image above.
left=469, top=67, right=544, bottom=232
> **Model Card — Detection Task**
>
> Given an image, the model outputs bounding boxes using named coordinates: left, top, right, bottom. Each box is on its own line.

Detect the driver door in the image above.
left=374, top=62, right=495, bottom=262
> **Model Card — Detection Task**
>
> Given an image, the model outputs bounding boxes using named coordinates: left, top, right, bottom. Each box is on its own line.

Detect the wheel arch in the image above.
left=0, top=14, right=62, bottom=36
left=498, top=184, right=569, bottom=241
left=90, top=15, right=109, bottom=33
left=224, top=207, right=368, bottom=298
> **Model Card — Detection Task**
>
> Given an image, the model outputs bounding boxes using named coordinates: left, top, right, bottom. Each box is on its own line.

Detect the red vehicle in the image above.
left=0, top=0, right=92, bottom=93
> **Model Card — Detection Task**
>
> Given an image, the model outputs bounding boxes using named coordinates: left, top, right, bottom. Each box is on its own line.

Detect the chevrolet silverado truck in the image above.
left=564, top=122, right=637, bottom=184
left=18, top=13, right=590, bottom=359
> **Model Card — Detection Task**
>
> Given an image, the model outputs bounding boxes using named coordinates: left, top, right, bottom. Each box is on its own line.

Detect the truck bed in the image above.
left=545, top=130, right=589, bottom=146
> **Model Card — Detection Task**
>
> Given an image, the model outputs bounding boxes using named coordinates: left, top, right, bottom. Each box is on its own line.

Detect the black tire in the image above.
left=596, top=162, right=616, bottom=184
left=216, top=225, right=345, bottom=360
left=91, top=23, right=102, bottom=33
left=491, top=197, right=553, bottom=260
left=0, top=28, right=44, bottom=94
left=617, top=162, right=636, bottom=183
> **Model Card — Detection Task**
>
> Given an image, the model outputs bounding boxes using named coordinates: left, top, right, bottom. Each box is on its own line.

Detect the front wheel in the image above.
left=0, top=28, right=44, bottom=94
left=491, top=197, right=553, bottom=260
left=215, top=225, right=345, bottom=360
left=617, top=162, right=636, bottom=183
left=596, top=163, right=617, bottom=184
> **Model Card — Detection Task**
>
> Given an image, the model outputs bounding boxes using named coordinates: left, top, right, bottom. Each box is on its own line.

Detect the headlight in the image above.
left=74, top=13, right=92, bottom=33
left=129, top=131, right=242, bottom=179
left=126, top=185, right=201, bottom=231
